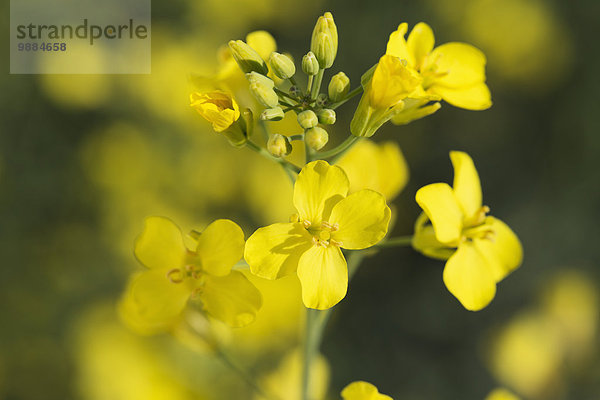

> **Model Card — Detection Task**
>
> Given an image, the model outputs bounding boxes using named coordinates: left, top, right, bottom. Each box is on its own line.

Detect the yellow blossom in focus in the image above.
left=485, top=388, right=520, bottom=400
left=245, top=161, right=391, bottom=309
left=337, top=139, right=409, bottom=202
left=387, top=22, right=491, bottom=111
left=350, top=55, right=422, bottom=137
left=255, top=349, right=330, bottom=400
left=120, top=217, right=262, bottom=332
left=413, top=151, right=522, bottom=310
left=190, top=90, right=240, bottom=132
left=341, top=381, right=393, bottom=400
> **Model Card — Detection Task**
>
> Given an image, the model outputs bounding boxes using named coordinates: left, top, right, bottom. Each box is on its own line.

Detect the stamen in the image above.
left=303, top=220, right=312, bottom=229
left=166, top=268, right=184, bottom=284
left=330, top=239, right=343, bottom=247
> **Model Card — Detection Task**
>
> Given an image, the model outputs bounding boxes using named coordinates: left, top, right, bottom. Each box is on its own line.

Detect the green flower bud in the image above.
left=328, top=72, right=350, bottom=102
left=317, top=108, right=336, bottom=125
left=269, top=52, right=296, bottom=80
left=228, top=40, right=268, bottom=75
left=267, top=134, right=292, bottom=157
left=305, top=126, right=329, bottom=151
left=297, top=110, right=318, bottom=129
left=316, top=93, right=329, bottom=107
left=302, top=52, right=319, bottom=76
left=246, top=71, right=275, bottom=88
left=260, top=106, right=285, bottom=121
left=310, top=12, right=338, bottom=69
left=250, top=83, right=279, bottom=108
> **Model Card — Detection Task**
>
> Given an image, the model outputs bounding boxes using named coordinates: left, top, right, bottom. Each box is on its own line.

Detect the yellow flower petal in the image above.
left=429, top=82, right=492, bottom=110
left=426, top=42, right=487, bottom=88
left=134, top=216, right=186, bottom=270
left=341, top=381, right=393, bottom=400
left=293, top=161, right=349, bottom=224
left=443, top=242, right=497, bottom=311
left=195, top=219, right=245, bottom=277
left=407, top=22, right=435, bottom=70
left=412, top=224, right=455, bottom=260
left=330, top=190, right=391, bottom=250
left=369, top=55, right=422, bottom=109
left=386, top=23, right=413, bottom=66
left=450, top=151, right=482, bottom=221
left=245, top=223, right=313, bottom=280
left=201, top=270, right=262, bottom=328
left=415, top=183, right=463, bottom=244
left=190, top=91, right=241, bottom=132
left=297, top=245, right=347, bottom=310
left=130, top=269, right=191, bottom=324
left=246, top=31, right=277, bottom=61
left=476, top=217, right=523, bottom=282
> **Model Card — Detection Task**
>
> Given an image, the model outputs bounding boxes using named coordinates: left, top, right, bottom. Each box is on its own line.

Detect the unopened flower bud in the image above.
left=328, top=72, right=350, bottom=102
left=305, top=126, right=329, bottom=150
left=302, top=52, right=319, bottom=76
left=310, top=12, right=338, bottom=69
left=228, top=40, right=268, bottom=75
left=261, top=106, right=285, bottom=121
left=246, top=71, right=275, bottom=88
left=267, top=134, right=292, bottom=157
left=317, top=108, right=336, bottom=125
left=269, top=52, right=296, bottom=80
left=316, top=93, right=329, bottom=107
left=250, top=84, right=279, bottom=108
left=297, top=110, right=318, bottom=129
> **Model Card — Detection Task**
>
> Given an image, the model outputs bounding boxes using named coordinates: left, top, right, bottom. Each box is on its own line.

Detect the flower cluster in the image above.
left=118, top=11, right=523, bottom=400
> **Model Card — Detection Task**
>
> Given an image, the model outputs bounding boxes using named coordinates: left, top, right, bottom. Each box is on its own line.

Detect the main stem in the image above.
left=216, top=348, right=275, bottom=400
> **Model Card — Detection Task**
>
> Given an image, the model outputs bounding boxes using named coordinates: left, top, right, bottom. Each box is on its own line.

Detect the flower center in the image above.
left=290, top=214, right=343, bottom=248
left=462, top=206, right=495, bottom=242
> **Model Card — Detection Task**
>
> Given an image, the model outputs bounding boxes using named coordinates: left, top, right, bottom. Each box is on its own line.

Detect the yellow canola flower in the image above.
left=121, top=217, right=262, bottom=331
left=245, top=161, right=391, bottom=310
left=190, top=90, right=240, bottom=132
left=413, top=151, right=522, bottom=311
left=341, top=381, right=393, bottom=400
left=337, top=139, right=409, bottom=202
left=485, top=388, right=521, bottom=400
left=386, top=22, right=491, bottom=111
left=350, top=54, right=423, bottom=137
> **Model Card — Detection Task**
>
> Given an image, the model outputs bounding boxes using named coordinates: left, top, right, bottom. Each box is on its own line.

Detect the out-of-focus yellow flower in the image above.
left=413, top=151, right=522, bottom=310
left=256, top=349, right=330, bottom=400
left=245, top=161, right=391, bottom=309
left=337, top=140, right=409, bottom=202
left=120, top=217, right=261, bottom=331
left=541, top=271, right=599, bottom=361
left=351, top=55, right=422, bottom=137
left=190, top=91, right=240, bottom=132
left=488, top=312, right=563, bottom=399
left=387, top=22, right=491, bottom=111
left=485, top=388, right=520, bottom=400
left=73, top=305, right=197, bottom=400
left=341, top=381, right=393, bottom=400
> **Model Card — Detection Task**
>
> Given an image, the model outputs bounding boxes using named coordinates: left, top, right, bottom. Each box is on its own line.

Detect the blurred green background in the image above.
left=1, top=0, right=599, bottom=399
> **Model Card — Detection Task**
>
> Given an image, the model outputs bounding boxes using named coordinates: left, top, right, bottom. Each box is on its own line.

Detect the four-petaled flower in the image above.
left=190, top=90, right=240, bottom=132
left=387, top=22, right=491, bottom=112
left=245, top=161, right=391, bottom=310
left=413, top=151, right=522, bottom=311
left=123, top=216, right=262, bottom=330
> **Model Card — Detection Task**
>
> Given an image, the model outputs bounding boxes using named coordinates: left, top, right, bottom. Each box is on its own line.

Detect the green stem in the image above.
left=307, top=75, right=314, bottom=95
left=375, top=235, right=413, bottom=248
left=274, top=87, right=297, bottom=103
left=246, top=141, right=301, bottom=175
left=289, top=76, right=298, bottom=87
left=310, top=69, right=325, bottom=100
left=329, top=86, right=363, bottom=109
left=289, top=134, right=304, bottom=141
left=216, top=348, right=277, bottom=400
left=317, top=135, right=360, bottom=161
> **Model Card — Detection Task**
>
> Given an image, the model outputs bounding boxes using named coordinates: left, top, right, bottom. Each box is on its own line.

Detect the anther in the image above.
left=303, top=220, right=312, bottom=229
left=166, top=268, right=184, bottom=284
